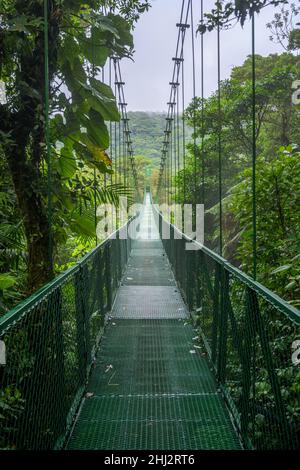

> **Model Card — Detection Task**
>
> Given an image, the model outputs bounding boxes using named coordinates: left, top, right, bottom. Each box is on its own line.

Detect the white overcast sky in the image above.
left=119, top=0, right=284, bottom=111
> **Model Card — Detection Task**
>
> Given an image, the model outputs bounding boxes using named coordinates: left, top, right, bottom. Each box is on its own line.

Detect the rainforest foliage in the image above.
left=0, top=0, right=150, bottom=307
left=174, top=50, right=300, bottom=306
left=0, top=0, right=299, bottom=451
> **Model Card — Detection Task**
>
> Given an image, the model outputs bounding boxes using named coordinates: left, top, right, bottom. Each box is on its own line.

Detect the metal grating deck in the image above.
left=66, top=196, right=241, bottom=450
left=87, top=320, right=216, bottom=395
left=67, top=395, right=240, bottom=450
left=112, top=287, right=187, bottom=319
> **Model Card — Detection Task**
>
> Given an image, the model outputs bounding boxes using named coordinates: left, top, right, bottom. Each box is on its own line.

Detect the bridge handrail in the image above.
left=0, top=217, right=133, bottom=450
left=152, top=203, right=300, bottom=325
left=153, top=203, right=300, bottom=450
left=0, top=219, right=133, bottom=335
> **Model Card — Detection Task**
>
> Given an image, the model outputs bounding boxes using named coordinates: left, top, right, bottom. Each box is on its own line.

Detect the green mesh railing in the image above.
left=155, top=206, right=300, bottom=450
left=0, top=223, right=132, bottom=450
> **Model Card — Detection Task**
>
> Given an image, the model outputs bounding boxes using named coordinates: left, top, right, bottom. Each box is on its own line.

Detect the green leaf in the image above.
left=79, top=133, right=103, bottom=157
left=92, top=16, right=120, bottom=36
left=108, top=13, right=134, bottom=49
left=0, top=274, right=16, bottom=290
left=77, top=78, right=120, bottom=122
left=57, top=146, right=77, bottom=179
left=83, top=109, right=109, bottom=149
left=7, top=15, right=43, bottom=33
left=70, top=213, right=95, bottom=238
left=82, top=40, right=109, bottom=67
left=285, top=280, right=297, bottom=291
left=271, top=265, right=292, bottom=274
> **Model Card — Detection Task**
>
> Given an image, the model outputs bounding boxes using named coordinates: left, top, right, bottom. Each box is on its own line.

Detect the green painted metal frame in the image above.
left=0, top=221, right=133, bottom=450
left=154, top=205, right=300, bottom=450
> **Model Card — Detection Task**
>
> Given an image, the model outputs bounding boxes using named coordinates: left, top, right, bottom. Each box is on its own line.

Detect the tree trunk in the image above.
left=7, top=146, right=54, bottom=294
left=1, top=2, right=60, bottom=294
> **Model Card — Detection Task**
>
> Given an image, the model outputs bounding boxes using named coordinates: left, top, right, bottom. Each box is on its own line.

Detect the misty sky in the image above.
left=120, top=0, right=284, bottom=112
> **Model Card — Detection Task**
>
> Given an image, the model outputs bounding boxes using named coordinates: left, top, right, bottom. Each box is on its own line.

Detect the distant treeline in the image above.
left=128, top=111, right=193, bottom=160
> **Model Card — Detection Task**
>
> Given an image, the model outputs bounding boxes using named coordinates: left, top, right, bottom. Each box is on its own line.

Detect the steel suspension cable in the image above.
left=114, top=70, right=117, bottom=188
left=181, top=40, right=186, bottom=205
left=113, top=58, right=138, bottom=195
left=190, top=0, right=197, bottom=210
left=200, top=0, right=205, bottom=207
left=118, top=116, right=121, bottom=187
left=93, top=167, right=98, bottom=246
left=252, top=15, right=257, bottom=279
left=92, top=33, right=98, bottom=246
left=217, top=13, right=223, bottom=256
left=109, top=58, right=113, bottom=188
left=170, top=117, right=173, bottom=207
left=157, top=0, right=189, bottom=201
left=102, top=65, right=107, bottom=192
left=156, top=0, right=191, bottom=202
left=44, top=0, right=53, bottom=268
left=173, top=101, right=176, bottom=203
left=176, top=84, right=180, bottom=204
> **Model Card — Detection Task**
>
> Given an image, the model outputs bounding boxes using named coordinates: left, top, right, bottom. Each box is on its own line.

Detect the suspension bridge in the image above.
left=0, top=0, right=299, bottom=452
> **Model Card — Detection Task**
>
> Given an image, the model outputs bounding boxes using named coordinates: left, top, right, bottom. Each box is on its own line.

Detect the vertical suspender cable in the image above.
left=181, top=47, right=186, bottom=204
left=165, top=155, right=167, bottom=204
left=114, top=63, right=118, bottom=228
left=173, top=103, right=176, bottom=203
left=170, top=119, right=172, bottom=206
left=252, top=15, right=257, bottom=279
left=177, top=84, right=180, bottom=204
left=94, top=167, right=98, bottom=246
left=123, top=112, right=125, bottom=189
left=158, top=0, right=185, bottom=203
left=92, top=41, right=98, bottom=246
left=44, top=0, right=53, bottom=268
left=217, top=17, right=223, bottom=256
left=200, top=0, right=205, bottom=207
left=109, top=58, right=113, bottom=188
left=102, top=65, right=107, bottom=192
left=168, top=130, right=170, bottom=207
left=123, top=129, right=125, bottom=193
left=173, top=103, right=176, bottom=204
left=118, top=113, right=121, bottom=187
left=114, top=63, right=117, bottom=188
left=122, top=117, right=125, bottom=188
left=116, top=60, right=137, bottom=196
left=190, top=0, right=197, bottom=213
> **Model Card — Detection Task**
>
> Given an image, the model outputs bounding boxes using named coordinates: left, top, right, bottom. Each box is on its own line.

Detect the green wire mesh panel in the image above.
left=158, top=210, right=300, bottom=450
left=67, top=394, right=241, bottom=450
left=0, top=234, right=131, bottom=450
